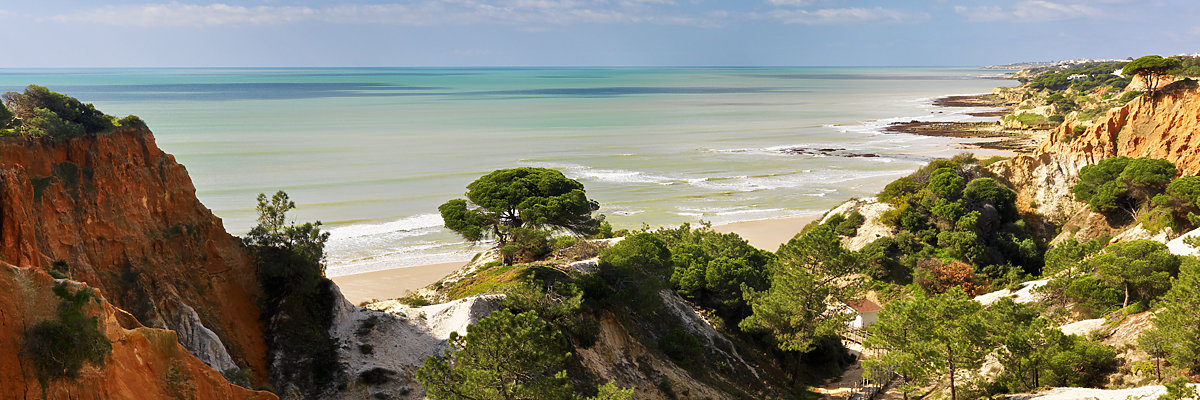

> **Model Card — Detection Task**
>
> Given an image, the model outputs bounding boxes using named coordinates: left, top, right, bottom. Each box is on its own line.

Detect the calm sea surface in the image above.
left=0, top=67, right=1014, bottom=275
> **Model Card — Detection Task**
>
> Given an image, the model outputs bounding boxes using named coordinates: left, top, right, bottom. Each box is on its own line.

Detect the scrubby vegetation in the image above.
left=417, top=310, right=633, bottom=400
left=872, top=154, right=1039, bottom=293
left=21, top=282, right=113, bottom=386
left=1072, top=156, right=1200, bottom=233
left=1, top=85, right=146, bottom=139
left=243, top=190, right=342, bottom=397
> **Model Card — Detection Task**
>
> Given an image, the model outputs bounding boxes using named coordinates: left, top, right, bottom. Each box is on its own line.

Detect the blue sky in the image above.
left=1, top=0, right=1197, bottom=67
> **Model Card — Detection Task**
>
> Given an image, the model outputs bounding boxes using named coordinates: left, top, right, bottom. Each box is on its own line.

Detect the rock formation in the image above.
left=0, top=128, right=269, bottom=386
left=0, top=263, right=274, bottom=400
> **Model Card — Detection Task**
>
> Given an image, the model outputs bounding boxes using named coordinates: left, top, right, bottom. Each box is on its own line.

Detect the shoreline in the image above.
left=885, top=93, right=1048, bottom=153
left=331, top=214, right=823, bottom=304
left=331, top=91, right=1024, bottom=304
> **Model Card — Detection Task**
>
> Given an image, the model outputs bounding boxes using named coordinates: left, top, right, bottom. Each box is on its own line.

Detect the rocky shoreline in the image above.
left=886, top=93, right=1049, bottom=153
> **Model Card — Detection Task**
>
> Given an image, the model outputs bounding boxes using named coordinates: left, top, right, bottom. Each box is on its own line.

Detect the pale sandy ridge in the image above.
left=332, top=214, right=822, bottom=304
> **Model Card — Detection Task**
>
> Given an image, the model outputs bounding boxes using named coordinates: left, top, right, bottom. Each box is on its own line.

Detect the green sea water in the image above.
left=0, top=67, right=1014, bottom=275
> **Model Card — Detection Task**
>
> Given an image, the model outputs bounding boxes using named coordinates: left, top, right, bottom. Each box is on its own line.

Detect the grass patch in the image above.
left=443, top=264, right=537, bottom=300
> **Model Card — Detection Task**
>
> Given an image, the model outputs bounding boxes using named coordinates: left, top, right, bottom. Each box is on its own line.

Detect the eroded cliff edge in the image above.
left=0, top=128, right=270, bottom=387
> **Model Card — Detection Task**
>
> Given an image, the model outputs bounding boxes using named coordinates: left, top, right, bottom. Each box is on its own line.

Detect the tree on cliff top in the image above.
left=1123, top=55, right=1183, bottom=99
left=1, top=85, right=147, bottom=139
left=243, top=190, right=331, bottom=271
left=439, top=167, right=602, bottom=265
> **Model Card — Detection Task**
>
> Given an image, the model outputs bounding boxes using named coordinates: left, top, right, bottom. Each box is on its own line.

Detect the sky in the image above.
left=0, top=0, right=1197, bottom=67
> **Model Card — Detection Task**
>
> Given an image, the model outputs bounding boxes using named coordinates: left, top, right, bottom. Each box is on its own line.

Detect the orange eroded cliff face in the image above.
left=0, top=128, right=268, bottom=381
left=0, top=264, right=276, bottom=400
left=1039, top=86, right=1200, bottom=174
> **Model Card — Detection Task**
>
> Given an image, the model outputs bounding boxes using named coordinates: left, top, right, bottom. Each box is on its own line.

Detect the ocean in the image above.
left=0, top=67, right=1014, bottom=276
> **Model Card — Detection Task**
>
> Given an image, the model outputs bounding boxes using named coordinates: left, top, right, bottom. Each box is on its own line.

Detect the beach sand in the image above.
left=331, top=261, right=466, bottom=305
left=712, top=214, right=822, bottom=251
left=330, top=214, right=824, bottom=304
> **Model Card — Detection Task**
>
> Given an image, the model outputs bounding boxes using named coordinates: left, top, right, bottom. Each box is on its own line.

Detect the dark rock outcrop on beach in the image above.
left=775, top=146, right=879, bottom=158
left=0, top=128, right=273, bottom=395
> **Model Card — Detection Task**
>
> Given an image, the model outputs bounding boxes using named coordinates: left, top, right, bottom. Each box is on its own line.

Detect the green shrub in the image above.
left=659, top=329, right=703, bottom=368
left=500, top=227, right=552, bottom=263
left=21, top=283, right=112, bottom=385
left=834, top=211, right=865, bottom=237
left=1119, top=91, right=1143, bottom=104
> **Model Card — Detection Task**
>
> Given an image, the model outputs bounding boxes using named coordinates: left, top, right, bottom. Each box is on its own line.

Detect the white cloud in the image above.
left=955, top=1, right=1103, bottom=22
left=767, top=0, right=816, bottom=5
left=48, top=1, right=712, bottom=28
left=767, top=7, right=928, bottom=25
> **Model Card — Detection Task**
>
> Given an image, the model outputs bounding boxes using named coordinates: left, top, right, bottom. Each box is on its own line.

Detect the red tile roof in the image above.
left=846, top=299, right=882, bottom=313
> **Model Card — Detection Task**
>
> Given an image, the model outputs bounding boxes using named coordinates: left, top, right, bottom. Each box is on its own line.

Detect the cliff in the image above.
left=1039, top=84, right=1200, bottom=174
left=990, top=85, right=1200, bottom=226
left=0, top=263, right=274, bottom=400
left=0, top=129, right=269, bottom=383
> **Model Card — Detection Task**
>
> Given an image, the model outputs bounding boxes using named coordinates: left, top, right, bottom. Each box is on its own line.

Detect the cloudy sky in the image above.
left=2, top=0, right=1197, bottom=67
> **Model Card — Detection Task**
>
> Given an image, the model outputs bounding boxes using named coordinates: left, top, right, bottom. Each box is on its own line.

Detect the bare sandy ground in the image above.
left=332, top=214, right=822, bottom=304
left=711, top=214, right=821, bottom=251
left=330, top=261, right=465, bottom=305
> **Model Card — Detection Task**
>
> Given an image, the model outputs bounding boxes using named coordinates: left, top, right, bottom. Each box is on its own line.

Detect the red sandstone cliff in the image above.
left=0, top=128, right=269, bottom=386
left=0, top=263, right=275, bottom=400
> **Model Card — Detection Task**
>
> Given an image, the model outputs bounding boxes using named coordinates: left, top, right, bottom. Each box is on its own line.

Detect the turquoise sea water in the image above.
left=0, top=67, right=1013, bottom=275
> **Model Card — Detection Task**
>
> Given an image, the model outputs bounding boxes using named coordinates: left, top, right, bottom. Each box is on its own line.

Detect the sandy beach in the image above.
left=331, top=213, right=824, bottom=304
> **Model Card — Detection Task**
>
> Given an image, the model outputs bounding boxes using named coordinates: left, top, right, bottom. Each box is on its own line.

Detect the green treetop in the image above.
left=739, top=225, right=863, bottom=355
left=1, top=85, right=147, bottom=139
left=1072, top=157, right=1177, bottom=218
left=1142, top=257, right=1200, bottom=374
left=1087, top=239, right=1179, bottom=309
left=1123, top=55, right=1183, bottom=98
left=863, top=289, right=990, bottom=400
left=417, top=310, right=634, bottom=400
left=439, top=168, right=602, bottom=264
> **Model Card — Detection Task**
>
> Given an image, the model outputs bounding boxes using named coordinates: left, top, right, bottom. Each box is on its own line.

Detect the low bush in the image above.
left=21, top=282, right=112, bottom=385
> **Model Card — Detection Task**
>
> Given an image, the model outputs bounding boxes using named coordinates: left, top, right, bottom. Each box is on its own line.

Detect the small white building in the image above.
left=844, top=299, right=882, bottom=329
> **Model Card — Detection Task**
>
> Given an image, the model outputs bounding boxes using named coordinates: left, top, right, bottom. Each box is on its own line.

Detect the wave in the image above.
left=521, top=161, right=682, bottom=185
left=326, top=213, right=444, bottom=240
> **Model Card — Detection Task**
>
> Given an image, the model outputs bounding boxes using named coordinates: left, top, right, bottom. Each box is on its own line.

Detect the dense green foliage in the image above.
left=985, top=299, right=1115, bottom=393
left=440, top=168, right=602, bottom=264
left=0, top=85, right=145, bottom=139
left=1142, top=257, right=1200, bottom=374
left=740, top=225, right=862, bottom=353
left=1042, top=239, right=1179, bottom=317
left=21, top=283, right=113, bottom=386
left=418, top=310, right=576, bottom=400
left=1025, top=62, right=1130, bottom=94
left=866, top=294, right=1116, bottom=399
left=1089, top=240, right=1180, bottom=308
left=873, top=155, right=1039, bottom=290
left=652, top=224, right=774, bottom=323
left=864, top=289, right=990, bottom=400
left=244, top=191, right=341, bottom=395
left=1072, top=157, right=1178, bottom=219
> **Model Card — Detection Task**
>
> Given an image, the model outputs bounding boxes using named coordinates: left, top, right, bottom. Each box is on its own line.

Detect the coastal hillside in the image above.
left=0, top=88, right=275, bottom=394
